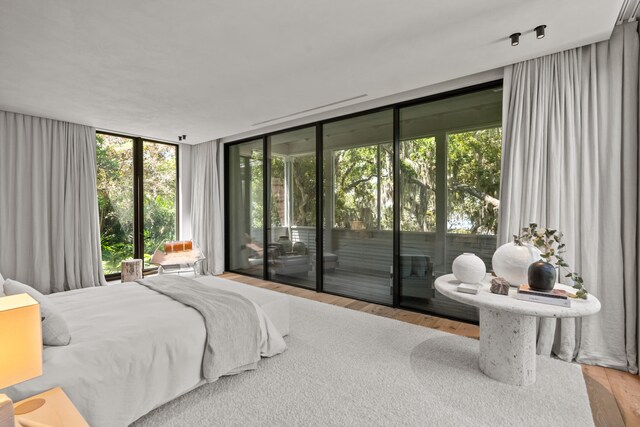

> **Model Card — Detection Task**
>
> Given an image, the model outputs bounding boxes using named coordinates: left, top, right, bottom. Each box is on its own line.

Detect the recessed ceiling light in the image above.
left=510, top=33, right=521, bottom=46
left=535, top=25, right=547, bottom=39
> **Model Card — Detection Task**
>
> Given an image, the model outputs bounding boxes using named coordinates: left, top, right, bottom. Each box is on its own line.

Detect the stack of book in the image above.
left=515, top=285, right=572, bottom=307
left=457, top=283, right=479, bottom=295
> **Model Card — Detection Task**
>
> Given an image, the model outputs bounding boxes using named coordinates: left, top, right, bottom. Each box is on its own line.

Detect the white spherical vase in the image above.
left=452, top=253, right=486, bottom=284
left=492, top=242, right=541, bottom=286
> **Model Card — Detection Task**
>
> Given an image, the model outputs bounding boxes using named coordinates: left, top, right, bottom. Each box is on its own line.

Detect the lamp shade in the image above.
left=0, top=294, right=42, bottom=389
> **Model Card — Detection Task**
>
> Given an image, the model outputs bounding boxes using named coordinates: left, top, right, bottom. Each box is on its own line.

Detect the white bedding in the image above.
left=2, top=281, right=286, bottom=426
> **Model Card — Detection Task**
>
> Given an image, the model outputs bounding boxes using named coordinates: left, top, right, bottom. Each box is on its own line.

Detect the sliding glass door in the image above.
left=322, top=110, right=394, bottom=304
left=398, top=88, right=502, bottom=321
left=227, top=139, right=265, bottom=278
left=268, top=127, right=316, bottom=289
left=225, top=83, right=502, bottom=322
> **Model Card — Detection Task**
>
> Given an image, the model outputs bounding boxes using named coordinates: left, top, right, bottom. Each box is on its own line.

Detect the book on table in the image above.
left=515, top=285, right=571, bottom=307
left=457, top=283, right=479, bottom=295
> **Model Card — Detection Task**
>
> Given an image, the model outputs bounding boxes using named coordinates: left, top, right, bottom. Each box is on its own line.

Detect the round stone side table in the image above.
left=435, top=274, right=601, bottom=386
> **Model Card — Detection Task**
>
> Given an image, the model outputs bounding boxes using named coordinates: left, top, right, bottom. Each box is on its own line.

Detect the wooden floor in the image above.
left=221, top=272, right=640, bottom=427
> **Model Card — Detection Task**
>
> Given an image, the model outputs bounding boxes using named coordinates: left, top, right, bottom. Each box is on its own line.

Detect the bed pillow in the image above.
left=3, top=279, right=71, bottom=346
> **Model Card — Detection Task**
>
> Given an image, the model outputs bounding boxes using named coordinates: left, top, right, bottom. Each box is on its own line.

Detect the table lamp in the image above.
left=0, top=294, right=43, bottom=427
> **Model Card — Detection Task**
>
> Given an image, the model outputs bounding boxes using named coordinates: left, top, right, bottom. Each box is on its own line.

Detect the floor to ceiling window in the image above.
left=142, top=141, right=178, bottom=268
left=96, top=133, right=178, bottom=277
left=225, top=82, right=502, bottom=322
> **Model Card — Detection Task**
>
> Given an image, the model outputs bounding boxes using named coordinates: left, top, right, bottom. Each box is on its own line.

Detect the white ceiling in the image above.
left=0, top=0, right=624, bottom=144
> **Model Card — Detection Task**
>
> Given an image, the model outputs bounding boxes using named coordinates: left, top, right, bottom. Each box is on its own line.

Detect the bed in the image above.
left=0, top=275, right=289, bottom=426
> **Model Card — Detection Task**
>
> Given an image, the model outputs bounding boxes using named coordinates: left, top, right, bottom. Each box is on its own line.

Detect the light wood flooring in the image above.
left=220, top=272, right=640, bottom=427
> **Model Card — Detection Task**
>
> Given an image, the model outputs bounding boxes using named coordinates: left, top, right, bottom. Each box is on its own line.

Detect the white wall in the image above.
left=219, top=68, right=504, bottom=144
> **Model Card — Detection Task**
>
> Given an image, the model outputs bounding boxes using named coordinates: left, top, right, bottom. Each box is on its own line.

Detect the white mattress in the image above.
left=2, top=276, right=290, bottom=426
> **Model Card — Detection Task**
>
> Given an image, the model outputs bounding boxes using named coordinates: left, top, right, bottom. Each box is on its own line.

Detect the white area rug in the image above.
left=133, top=294, right=594, bottom=427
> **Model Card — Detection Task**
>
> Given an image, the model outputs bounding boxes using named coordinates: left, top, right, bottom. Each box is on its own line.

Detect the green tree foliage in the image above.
left=96, top=134, right=134, bottom=274
left=327, top=127, right=501, bottom=235
left=270, top=156, right=285, bottom=227
left=447, top=128, right=501, bottom=234
left=399, top=137, right=437, bottom=232
left=142, top=142, right=177, bottom=264
left=249, top=152, right=263, bottom=230
left=96, top=134, right=177, bottom=274
left=292, top=155, right=316, bottom=226
left=332, top=144, right=393, bottom=229
left=244, top=126, right=501, bottom=238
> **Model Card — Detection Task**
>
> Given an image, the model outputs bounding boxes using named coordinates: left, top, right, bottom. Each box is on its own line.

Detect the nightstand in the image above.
left=13, top=387, right=88, bottom=427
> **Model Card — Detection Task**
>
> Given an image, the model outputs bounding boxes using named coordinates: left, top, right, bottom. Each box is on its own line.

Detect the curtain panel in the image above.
left=190, top=140, right=225, bottom=275
left=0, top=111, right=107, bottom=293
left=499, top=22, right=639, bottom=373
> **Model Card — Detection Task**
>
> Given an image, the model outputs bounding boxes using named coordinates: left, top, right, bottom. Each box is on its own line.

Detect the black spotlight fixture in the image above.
left=535, top=25, right=546, bottom=39
left=510, top=32, right=521, bottom=46
left=178, top=134, right=187, bottom=142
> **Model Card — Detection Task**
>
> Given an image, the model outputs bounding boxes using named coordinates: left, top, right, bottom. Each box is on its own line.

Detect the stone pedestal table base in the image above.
left=478, top=307, right=537, bottom=386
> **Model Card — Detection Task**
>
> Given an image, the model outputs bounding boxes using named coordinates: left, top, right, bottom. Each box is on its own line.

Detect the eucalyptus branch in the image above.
left=513, top=223, right=588, bottom=299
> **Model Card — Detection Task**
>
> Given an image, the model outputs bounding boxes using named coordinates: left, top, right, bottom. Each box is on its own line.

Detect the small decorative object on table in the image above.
left=121, top=259, right=143, bottom=283
left=452, top=253, right=486, bottom=284
left=490, top=277, right=510, bottom=295
left=492, top=242, right=541, bottom=286
left=456, top=283, right=479, bottom=295
left=528, top=261, right=556, bottom=292
left=514, top=223, right=588, bottom=299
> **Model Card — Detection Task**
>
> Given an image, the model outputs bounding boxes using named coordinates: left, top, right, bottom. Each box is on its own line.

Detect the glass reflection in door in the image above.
left=227, top=139, right=264, bottom=278
left=267, top=128, right=316, bottom=289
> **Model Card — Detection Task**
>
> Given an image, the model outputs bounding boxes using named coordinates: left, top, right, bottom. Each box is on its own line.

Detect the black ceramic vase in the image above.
left=528, top=261, right=556, bottom=291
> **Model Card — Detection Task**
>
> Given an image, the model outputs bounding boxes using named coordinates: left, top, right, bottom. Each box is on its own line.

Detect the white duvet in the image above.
left=3, top=282, right=286, bottom=426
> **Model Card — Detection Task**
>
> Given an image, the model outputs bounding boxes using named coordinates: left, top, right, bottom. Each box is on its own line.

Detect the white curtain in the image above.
left=190, top=140, right=225, bottom=275
left=499, top=22, right=639, bottom=373
left=0, top=111, right=107, bottom=293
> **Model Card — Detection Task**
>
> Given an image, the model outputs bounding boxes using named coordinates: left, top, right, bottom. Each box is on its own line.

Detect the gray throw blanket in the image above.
left=136, top=275, right=261, bottom=381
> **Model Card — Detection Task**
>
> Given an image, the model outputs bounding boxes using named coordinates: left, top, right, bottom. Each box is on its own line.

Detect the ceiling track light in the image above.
left=535, top=25, right=547, bottom=39
left=178, top=134, right=187, bottom=142
left=510, top=32, right=521, bottom=46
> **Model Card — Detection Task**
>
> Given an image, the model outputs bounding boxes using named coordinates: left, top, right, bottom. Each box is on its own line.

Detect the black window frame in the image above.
left=224, top=79, right=502, bottom=322
left=97, top=131, right=180, bottom=281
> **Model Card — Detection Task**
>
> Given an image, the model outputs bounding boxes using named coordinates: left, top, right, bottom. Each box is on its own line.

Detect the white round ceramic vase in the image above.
left=452, top=253, right=486, bottom=284
left=492, top=242, right=542, bottom=286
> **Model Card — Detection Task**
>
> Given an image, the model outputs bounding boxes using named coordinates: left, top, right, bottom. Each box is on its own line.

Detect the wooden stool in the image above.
left=121, top=259, right=143, bottom=282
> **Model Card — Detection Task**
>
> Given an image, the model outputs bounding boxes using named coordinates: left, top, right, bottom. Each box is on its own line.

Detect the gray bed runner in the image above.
left=136, top=275, right=261, bottom=381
